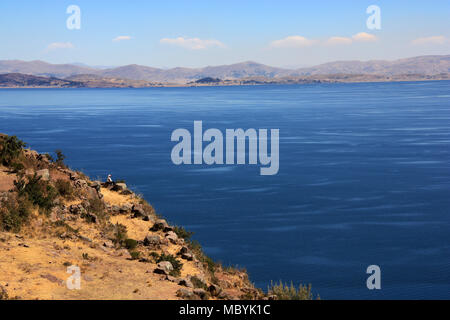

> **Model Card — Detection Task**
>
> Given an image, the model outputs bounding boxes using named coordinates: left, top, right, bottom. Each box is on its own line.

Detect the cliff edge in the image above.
left=0, top=134, right=263, bottom=300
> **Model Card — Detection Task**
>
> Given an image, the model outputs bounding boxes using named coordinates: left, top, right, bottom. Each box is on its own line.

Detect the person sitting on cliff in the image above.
left=106, top=174, right=113, bottom=185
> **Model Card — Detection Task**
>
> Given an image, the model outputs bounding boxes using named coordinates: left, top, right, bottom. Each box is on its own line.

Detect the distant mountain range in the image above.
left=0, top=55, right=449, bottom=83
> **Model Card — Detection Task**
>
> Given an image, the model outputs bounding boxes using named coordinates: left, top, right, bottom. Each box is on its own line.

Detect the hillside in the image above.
left=0, top=73, right=84, bottom=88
left=0, top=134, right=270, bottom=300
left=293, top=55, right=450, bottom=76
left=1, top=55, right=449, bottom=83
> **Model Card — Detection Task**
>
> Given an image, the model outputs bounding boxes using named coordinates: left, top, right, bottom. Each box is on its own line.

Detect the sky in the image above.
left=0, top=0, right=449, bottom=68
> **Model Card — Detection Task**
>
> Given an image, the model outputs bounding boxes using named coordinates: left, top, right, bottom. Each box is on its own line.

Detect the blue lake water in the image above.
left=1, top=81, right=449, bottom=299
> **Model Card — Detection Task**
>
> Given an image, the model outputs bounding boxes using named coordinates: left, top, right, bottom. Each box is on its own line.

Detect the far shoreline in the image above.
left=1, top=78, right=450, bottom=89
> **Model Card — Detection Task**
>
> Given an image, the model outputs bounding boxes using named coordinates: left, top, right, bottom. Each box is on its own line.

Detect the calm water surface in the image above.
left=1, top=81, right=449, bottom=299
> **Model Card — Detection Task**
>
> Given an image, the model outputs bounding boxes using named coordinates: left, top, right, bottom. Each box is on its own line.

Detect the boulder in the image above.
left=178, top=278, right=194, bottom=288
left=109, top=205, right=121, bottom=215
left=165, top=231, right=178, bottom=244
left=74, top=179, right=88, bottom=189
left=69, top=204, right=86, bottom=216
left=181, top=252, right=194, bottom=261
left=36, top=169, right=50, bottom=181
left=218, top=291, right=232, bottom=300
left=143, top=234, right=160, bottom=246
left=103, top=240, right=114, bottom=248
left=120, top=189, right=133, bottom=195
left=132, top=204, right=146, bottom=218
left=176, top=288, right=198, bottom=300
left=85, top=187, right=99, bottom=200
left=163, top=225, right=174, bottom=232
left=193, top=288, right=210, bottom=300
left=208, top=284, right=221, bottom=297
left=178, top=246, right=190, bottom=255
left=69, top=172, right=80, bottom=181
left=151, top=219, right=169, bottom=231
left=112, top=183, right=127, bottom=192
left=90, top=181, right=101, bottom=192
left=119, top=203, right=133, bottom=213
left=154, top=261, right=174, bottom=275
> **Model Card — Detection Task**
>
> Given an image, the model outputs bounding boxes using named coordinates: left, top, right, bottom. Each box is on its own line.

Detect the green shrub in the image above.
left=54, top=149, right=66, bottom=167
left=267, top=281, right=316, bottom=300
left=14, top=174, right=58, bottom=213
left=112, top=223, right=128, bottom=245
left=173, top=226, right=193, bottom=240
left=10, top=161, right=25, bottom=174
left=0, top=135, right=26, bottom=166
left=55, top=179, right=74, bottom=198
left=0, top=195, right=32, bottom=232
left=124, top=238, right=138, bottom=250
left=152, top=253, right=183, bottom=277
left=190, top=276, right=207, bottom=290
left=129, top=251, right=140, bottom=260
left=187, top=239, right=217, bottom=274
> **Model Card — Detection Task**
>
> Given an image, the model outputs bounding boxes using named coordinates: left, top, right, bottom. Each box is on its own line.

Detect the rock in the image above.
left=163, top=226, right=174, bottom=232
left=178, top=246, right=190, bottom=255
left=117, top=249, right=132, bottom=259
left=110, top=205, right=121, bottom=215
left=165, top=275, right=177, bottom=282
left=40, top=274, right=63, bottom=286
left=208, top=284, right=221, bottom=297
left=90, top=181, right=101, bottom=192
left=74, top=179, right=88, bottom=189
left=181, top=250, right=194, bottom=261
left=143, top=234, right=160, bottom=246
left=24, top=169, right=35, bottom=176
left=36, top=169, right=50, bottom=181
left=103, top=240, right=114, bottom=248
left=119, top=203, right=133, bottom=213
left=82, top=212, right=98, bottom=223
left=176, top=288, right=198, bottom=300
left=178, top=278, right=194, bottom=288
left=78, top=235, right=93, bottom=243
left=112, top=183, right=127, bottom=192
left=0, top=285, right=8, bottom=300
left=69, top=204, right=86, bottom=216
left=218, top=291, right=232, bottom=300
left=120, top=189, right=133, bottom=195
left=85, top=187, right=99, bottom=200
left=154, top=261, right=173, bottom=275
left=165, top=231, right=178, bottom=244
left=193, top=288, right=210, bottom=300
left=151, top=219, right=169, bottom=231
left=132, top=204, right=146, bottom=218
left=69, top=172, right=80, bottom=181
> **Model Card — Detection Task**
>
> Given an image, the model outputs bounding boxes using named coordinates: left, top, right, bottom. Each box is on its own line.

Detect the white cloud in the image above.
left=113, top=35, right=132, bottom=42
left=326, top=36, right=353, bottom=46
left=352, top=32, right=378, bottom=42
left=270, top=36, right=317, bottom=48
left=46, top=42, right=74, bottom=50
left=160, top=37, right=225, bottom=50
left=412, top=36, right=447, bottom=45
